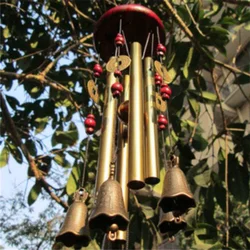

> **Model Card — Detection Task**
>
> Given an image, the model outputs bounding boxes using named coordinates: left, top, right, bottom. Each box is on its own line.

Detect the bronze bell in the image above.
left=56, top=188, right=91, bottom=247
left=158, top=156, right=196, bottom=213
left=158, top=210, right=186, bottom=234
left=89, top=165, right=129, bottom=241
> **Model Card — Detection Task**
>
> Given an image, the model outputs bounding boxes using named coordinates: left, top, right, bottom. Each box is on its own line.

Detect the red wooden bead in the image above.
left=86, top=127, right=94, bottom=135
left=157, top=43, right=166, bottom=56
left=87, top=114, right=95, bottom=120
left=160, top=84, right=172, bottom=101
left=114, top=69, right=122, bottom=78
left=84, top=117, right=96, bottom=128
left=158, top=114, right=168, bottom=130
left=115, top=33, right=125, bottom=47
left=93, top=64, right=103, bottom=78
left=154, top=72, right=162, bottom=86
left=84, top=114, right=96, bottom=135
left=111, top=82, right=123, bottom=98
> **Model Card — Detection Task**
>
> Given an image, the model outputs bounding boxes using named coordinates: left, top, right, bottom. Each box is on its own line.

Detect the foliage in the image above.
left=0, top=0, right=250, bottom=249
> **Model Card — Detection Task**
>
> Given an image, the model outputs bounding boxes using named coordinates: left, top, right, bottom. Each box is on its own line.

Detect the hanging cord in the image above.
left=142, top=32, right=151, bottom=60
left=156, top=26, right=173, bottom=154
left=161, top=130, right=168, bottom=168
left=122, top=30, right=130, bottom=57
left=225, top=131, right=229, bottom=247
left=165, top=102, right=173, bottom=154
left=79, top=135, right=91, bottom=188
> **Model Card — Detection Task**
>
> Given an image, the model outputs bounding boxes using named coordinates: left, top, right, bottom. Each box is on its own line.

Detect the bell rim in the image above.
left=158, top=193, right=196, bottom=213
left=56, top=232, right=91, bottom=247
left=89, top=213, right=129, bottom=231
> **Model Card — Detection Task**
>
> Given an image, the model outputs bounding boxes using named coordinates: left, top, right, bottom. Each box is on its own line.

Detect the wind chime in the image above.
left=56, top=4, right=196, bottom=248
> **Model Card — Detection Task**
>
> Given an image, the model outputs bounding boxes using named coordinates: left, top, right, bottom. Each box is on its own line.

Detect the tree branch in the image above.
left=0, top=92, right=68, bottom=210
left=0, top=70, right=71, bottom=94
left=211, top=70, right=229, bottom=247
left=163, top=0, right=250, bottom=78
left=221, top=0, right=250, bottom=6
left=40, top=34, right=93, bottom=77
left=68, top=1, right=96, bottom=24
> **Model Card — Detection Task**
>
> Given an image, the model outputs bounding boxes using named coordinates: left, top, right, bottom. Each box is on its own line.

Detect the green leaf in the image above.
left=3, top=27, right=10, bottom=38
left=140, top=204, right=155, bottom=220
left=35, top=117, right=49, bottom=134
left=0, top=147, right=9, bottom=168
left=5, top=95, right=19, bottom=110
left=28, top=182, right=42, bottom=206
left=153, top=167, right=165, bottom=196
left=66, top=165, right=80, bottom=196
left=188, top=97, right=200, bottom=118
left=8, top=143, right=23, bottom=164
left=194, top=223, right=218, bottom=247
left=53, top=129, right=78, bottom=146
left=192, top=133, right=208, bottom=152
left=54, top=153, right=71, bottom=168
left=30, top=41, right=38, bottom=49
left=183, top=47, right=194, bottom=79
left=188, top=90, right=217, bottom=103
left=234, top=65, right=250, bottom=85
left=193, top=170, right=211, bottom=187
left=204, top=3, right=220, bottom=18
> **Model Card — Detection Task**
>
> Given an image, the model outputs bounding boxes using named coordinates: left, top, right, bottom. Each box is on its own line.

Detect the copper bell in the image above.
left=159, top=156, right=196, bottom=213
left=89, top=165, right=129, bottom=241
left=158, top=210, right=186, bottom=235
left=56, top=188, right=91, bottom=247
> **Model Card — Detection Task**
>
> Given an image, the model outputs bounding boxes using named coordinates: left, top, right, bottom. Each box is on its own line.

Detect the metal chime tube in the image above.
left=128, top=42, right=145, bottom=190
left=116, top=74, right=130, bottom=243
left=95, top=72, right=117, bottom=194
left=144, top=57, right=160, bottom=184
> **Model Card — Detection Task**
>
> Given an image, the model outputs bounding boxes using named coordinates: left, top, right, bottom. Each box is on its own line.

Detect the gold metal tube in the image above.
left=127, top=42, right=145, bottom=190
left=95, top=71, right=117, bottom=195
left=144, top=57, right=160, bottom=184
left=116, top=74, right=130, bottom=243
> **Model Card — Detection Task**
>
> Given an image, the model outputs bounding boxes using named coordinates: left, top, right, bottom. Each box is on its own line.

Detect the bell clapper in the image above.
left=107, top=223, right=119, bottom=241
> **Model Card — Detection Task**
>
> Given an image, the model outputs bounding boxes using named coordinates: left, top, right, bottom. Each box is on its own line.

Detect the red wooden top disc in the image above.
left=94, top=4, right=165, bottom=62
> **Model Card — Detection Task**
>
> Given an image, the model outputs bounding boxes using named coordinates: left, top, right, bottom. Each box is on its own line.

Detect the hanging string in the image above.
left=142, top=32, right=151, bottom=59
left=156, top=26, right=160, bottom=45
left=151, top=33, right=154, bottom=59
left=165, top=102, right=173, bottom=154
left=80, top=135, right=91, bottom=188
left=225, top=131, right=229, bottom=247
left=161, top=130, right=168, bottom=168
left=157, top=26, right=173, bottom=155
left=119, top=18, right=122, bottom=33
left=122, top=30, right=130, bottom=57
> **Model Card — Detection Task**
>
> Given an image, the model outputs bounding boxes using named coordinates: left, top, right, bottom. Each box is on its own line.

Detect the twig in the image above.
left=68, top=1, right=96, bottom=24
left=40, top=34, right=93, bottom=77
left=211, top=70, right=229, bottom=247
left=0, top=2, right=25, bottom=12
left=221, top=0, right=250, bottom=6
left=0, top=92, right=68, bottom=209
left=183, top=0, right=205, bottom=37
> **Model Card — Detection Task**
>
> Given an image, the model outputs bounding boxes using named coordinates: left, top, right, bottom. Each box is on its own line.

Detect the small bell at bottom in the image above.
left=56, top=189, right=91, bottom=247
left=158, top=210, right=186, bottom=235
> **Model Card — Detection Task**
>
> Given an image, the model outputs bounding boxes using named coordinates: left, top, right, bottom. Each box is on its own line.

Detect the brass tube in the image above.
left=144, top=57, right=160, bottom=184
left=127, top=42, right=145, bottom=190
left=95, top=72, right=117, bottom=195
left=116, top=74, right=130, bottom=243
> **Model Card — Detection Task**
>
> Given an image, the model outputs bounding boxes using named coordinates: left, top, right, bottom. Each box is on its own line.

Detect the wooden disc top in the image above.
left=94, top=4, right=165, bottom=62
